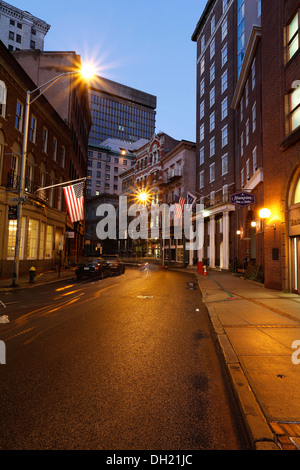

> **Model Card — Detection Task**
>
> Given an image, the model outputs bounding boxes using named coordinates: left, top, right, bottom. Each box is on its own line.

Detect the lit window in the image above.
left=287, top=10, right=299, bottom=61
left=290, top=85, right=300, bottom=132
left=28, top=219, right=39, bottom=259
left=45, top=225, right=53, bottom=259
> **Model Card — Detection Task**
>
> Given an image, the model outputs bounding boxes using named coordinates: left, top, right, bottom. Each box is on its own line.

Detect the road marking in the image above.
left=55, top=285, right=75, bottom=292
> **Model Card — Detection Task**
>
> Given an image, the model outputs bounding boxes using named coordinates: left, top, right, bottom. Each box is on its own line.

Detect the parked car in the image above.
left=75, top=258, right=111, bottom=280
left=102, top=255, right=125, bottom=275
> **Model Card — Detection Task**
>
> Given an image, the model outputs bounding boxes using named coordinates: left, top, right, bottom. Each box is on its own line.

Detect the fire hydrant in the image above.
left=203, top=265, right=207, bottom=276
left=29, top=266, right=36, bottom=284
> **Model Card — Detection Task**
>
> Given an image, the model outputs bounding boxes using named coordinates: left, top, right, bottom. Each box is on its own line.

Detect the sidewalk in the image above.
left=194, top=269, right=300, bottom=450
left=0, top=267, right=76, bottom=292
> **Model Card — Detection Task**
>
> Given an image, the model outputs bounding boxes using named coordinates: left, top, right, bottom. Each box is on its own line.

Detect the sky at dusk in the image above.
left=10, top=0, right=207, bottom=143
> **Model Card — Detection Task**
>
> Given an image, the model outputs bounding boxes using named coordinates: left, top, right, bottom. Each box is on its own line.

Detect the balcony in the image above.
left=160, top=171, right=182, bottom=186
left=7, top=172, right=48, bottom=202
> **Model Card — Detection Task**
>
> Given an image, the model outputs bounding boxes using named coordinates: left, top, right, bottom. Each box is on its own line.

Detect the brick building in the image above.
left=232, top=25, right=264, bottom=277
left=0, top=42, right=77, bottom=278
left=261, top=0, right=300, bottom=292
left=12, top=49, right=92, bottom=262
left=192, top=0, right=261, bottom=271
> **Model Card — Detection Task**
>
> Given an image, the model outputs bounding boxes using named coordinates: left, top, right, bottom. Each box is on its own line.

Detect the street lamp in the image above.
left=12, top=66, right=95, bottom=287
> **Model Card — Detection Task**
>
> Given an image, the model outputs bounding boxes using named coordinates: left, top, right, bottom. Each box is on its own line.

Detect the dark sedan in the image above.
left=102, top=255, right=125, bottom=275
left=75, top=258, right=111, bottom=280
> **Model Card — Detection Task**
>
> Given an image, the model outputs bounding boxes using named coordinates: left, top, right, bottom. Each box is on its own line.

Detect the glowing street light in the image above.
left=12, top=67, right=93, bottom=287
left=259, top=208, right=271, bottom=219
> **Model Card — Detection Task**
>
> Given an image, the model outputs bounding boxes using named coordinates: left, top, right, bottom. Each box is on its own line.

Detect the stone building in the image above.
left=0, top=1, right=50, bottom=51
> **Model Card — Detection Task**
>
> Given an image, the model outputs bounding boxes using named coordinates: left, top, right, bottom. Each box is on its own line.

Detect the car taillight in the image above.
left=95, top=266, right=99, bottom=271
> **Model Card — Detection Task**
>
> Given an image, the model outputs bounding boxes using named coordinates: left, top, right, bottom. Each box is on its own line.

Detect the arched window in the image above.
left=294, top=177, right=300, bottom=204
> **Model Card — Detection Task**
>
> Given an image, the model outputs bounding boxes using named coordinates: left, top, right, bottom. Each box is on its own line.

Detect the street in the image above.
left=0, top=266, right=250, bottom=450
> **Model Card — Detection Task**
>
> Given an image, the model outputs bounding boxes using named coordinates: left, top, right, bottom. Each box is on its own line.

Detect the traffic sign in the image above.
left=230, top=192, right=255, bottom=207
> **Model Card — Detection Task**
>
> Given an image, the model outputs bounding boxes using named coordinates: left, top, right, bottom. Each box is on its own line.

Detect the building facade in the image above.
left=0, top=0, right=50, bottom=51
left=0, top=42, right=75, bottom=278
left=88, top=76, right=157, bottom=146
left=261, top=0, right=300, bottom=293
left=12, top=49, right=92, bottom=261
left=192, top=0, right=261, bottom=271
left=86, top=138, right=147, bottom=197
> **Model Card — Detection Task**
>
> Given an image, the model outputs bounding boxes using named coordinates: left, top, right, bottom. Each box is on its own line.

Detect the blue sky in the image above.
left=11, top=1, right=207, bottom=142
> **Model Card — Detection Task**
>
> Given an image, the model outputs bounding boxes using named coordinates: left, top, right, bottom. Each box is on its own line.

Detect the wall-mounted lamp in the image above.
left=236, top=230, right=241, bottom=235
left=259, top=208, right=271, bottom=219
left=251, top=221, right=257, bottom=228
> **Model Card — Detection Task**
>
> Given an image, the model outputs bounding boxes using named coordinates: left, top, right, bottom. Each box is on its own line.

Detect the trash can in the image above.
left=197, top=261, right=203, bottom=274
left=29, top=267, right=36, bottom=284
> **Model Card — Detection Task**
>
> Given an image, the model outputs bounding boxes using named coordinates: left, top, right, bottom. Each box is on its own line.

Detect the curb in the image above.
left=196, top=274, right=281, bottom=451
left=0, top=273, right=75, bottom=293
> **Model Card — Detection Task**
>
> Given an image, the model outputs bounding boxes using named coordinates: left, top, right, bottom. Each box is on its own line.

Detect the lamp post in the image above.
left=12, top=68, right=93, bottom=287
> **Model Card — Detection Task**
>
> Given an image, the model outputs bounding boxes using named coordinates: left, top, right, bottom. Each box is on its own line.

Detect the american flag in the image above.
left=63, top=181, right=85, bottom=223
left=174, top=195, right=186, bottom=219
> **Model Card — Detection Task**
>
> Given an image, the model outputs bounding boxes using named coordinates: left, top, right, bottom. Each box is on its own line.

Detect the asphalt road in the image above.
left=0, top=266, right=250, bottom=450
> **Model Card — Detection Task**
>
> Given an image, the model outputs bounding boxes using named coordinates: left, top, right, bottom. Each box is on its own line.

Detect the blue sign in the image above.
left=230, top=192, right=255, bottom=207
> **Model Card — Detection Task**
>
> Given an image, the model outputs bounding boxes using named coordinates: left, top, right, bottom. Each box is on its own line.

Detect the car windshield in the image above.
left=79, top=258, right=102, bottom=265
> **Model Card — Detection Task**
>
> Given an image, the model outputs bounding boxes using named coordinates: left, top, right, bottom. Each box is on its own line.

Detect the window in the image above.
left=45, top=225, right=53, bottom=259
left=290, top=85, right=300, bottom=132
left=221, top=97, right=228, bottom=120
left=241, top=168, right=245, bottom=188
left=211, top=15, right=215, bottom=35
left=240, top=97, right=243, bottom=122
left=39, top=223, right=45, bottom=259
left=238, top=0, right=246, bottom=75
left=9, top=31, right=14, bottom=40
left=7, top=218, right=25, bottom=260
left=287, top=10, right=299, bottom=61
left=240, top=132, right=244, bottom=156
left=61, top=146, right=65, bottom=168
left=210, top=62, right=215, bottom=83
left=53, top=138, right=57, bottom=161
left=246, top=119, right=249, bottom=145
left=246, top=159, right=250, bottom=180
left=223, top=184, right=229, bottom=201
left=30, top=40, right=36, bottom=50
left=223, top=0, right=228, bottom=12
left=28, top=219, right=39, bottom=259
left=15, top=100, right=23, bottom=131
left=221, top=45, right=228, bottom=66
left=245, top=79, right=249, bottom=107
left=200, top=58, right=205, bottom=75
left=10, top=19, right=15, bottom=26
left=201, top=35, right=205, bottom=53
left=16, top=34, right=21, bottom=44
left=252, top=58, right=256, bottom=89
left=200, top=123, right=205, bottom=142
left=222, top=18, right=228, bottom=41
left=200, top=170, right=204, bottom=189
left=200, top=100, right=205, bottom=120
left=0, top=80, right=7, bottom=117
left=210, top=137, right=215, bottom=157
left=114, top=157, right=119, bottom=163
left=97, top=171, right=101, bottom=178
left=210, top=112, right=215, bottom=132
left=200, top=78, right=205, bottom=97
left=222, top=125, right=228, bottom=147
left=253, top=146, right=257, bottom=172
left=200, top=147, right=205, bottom=165
left=252, top=102, right=257, bottom=132
left=209, top=163, right=215, bottom=183
left=97, top=162, right=101, bottom=168
left=221, top=70, right=228, bottom=93
left=257, top=0, right=261, bottom=17
left=222, top=154, right=228, bottom=175
left=210, top=87, right=215, bottom=107
left=29, top=115, right=37, bottom=143
left=210, top=38, right=215, bottom=59
left=42, top=127, right=48, bottom=153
